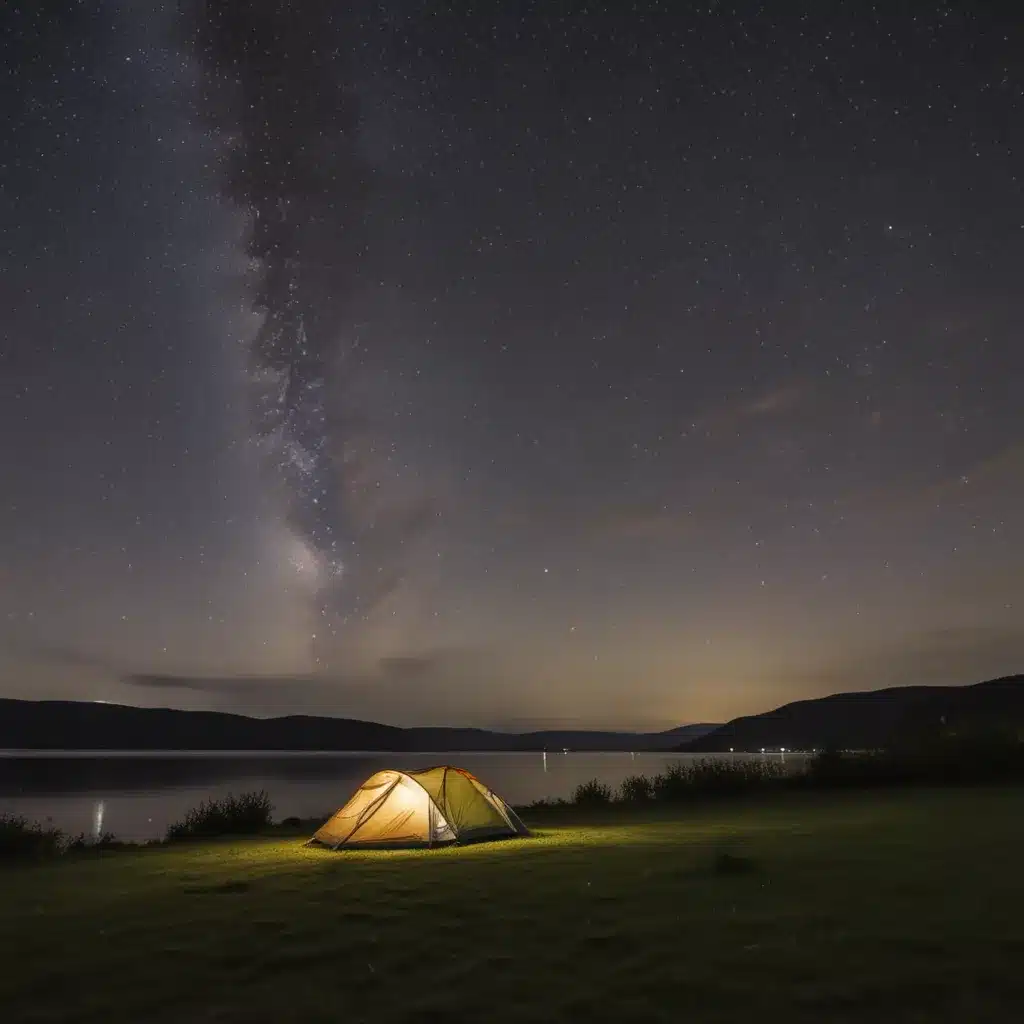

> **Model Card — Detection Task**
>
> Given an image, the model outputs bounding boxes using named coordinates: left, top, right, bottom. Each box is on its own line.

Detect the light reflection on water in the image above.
left=0, top=750, right=805, bottom=842
left=92, top=799, right=105, bottom=839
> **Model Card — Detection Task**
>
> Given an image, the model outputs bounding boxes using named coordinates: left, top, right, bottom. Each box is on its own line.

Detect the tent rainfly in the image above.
left=307, top=766, right=530, bottom=849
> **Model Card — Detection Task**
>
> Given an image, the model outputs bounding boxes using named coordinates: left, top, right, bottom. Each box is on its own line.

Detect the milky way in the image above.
left=185, top=1, right=398, bottom=656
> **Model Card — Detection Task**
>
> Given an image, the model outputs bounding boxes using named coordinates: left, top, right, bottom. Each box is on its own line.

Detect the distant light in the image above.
left=781, top=747, right=786, bottom=753
left=761, top=748, right=765, bottom=753
left=729, top=747, right=734, bottom=753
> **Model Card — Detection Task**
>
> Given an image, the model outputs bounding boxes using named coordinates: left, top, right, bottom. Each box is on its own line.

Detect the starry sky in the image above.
left=2, top=1, right=1022, bottom=731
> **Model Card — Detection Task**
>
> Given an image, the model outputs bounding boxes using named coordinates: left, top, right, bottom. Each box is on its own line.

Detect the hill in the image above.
left=679, top=674, right=1024, bottom=752
left=0, top=698, right=718, bottom=752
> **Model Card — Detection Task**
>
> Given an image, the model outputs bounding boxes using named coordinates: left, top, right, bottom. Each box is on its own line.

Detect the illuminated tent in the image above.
left=308, top=766, right=530, bottom=849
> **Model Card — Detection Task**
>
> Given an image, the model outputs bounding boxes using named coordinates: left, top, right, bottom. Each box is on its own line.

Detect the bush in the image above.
left=650, top=759, right=786, bottom=802
left=801, top=748, right=897, bottom=788
left=0, top=813, right=65, bottom=862
left=65, top=832, right=126, bottom=854
left=800, top=736, right=1024, bottom=790
left=805, top=746, right=846, bottom=780
left=571, top=779, right=613, bottom=806
left=908, top=733, right=1024, bottom=784
left=515, top=797, right=571, bottom=814
left=618, top=774, right=654, bottom=803
left=165, top=791, right=274, bottom=842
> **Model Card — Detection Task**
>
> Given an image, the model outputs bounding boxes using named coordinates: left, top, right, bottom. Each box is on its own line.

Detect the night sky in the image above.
left=2, top=2, right=1022, bottom=730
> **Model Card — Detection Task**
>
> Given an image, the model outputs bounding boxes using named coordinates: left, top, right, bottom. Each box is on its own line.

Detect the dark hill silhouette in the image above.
left=679, top=674, right=1024, bottom=752
left=0, top=698, right=718, bottom=752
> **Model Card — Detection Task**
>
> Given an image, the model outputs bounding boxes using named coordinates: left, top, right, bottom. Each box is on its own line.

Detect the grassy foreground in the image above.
left=5, top=789, right=1024, bottom=1023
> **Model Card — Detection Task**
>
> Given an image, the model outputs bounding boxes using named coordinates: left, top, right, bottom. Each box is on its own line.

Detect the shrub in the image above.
left=165, top=791, right=274, bottom=842
left=801, top=748, right=898, bottom=788
left=805, top=746, right=846, bottom=781
left=65, top=832, right=125, bottom=854
left=0, top=813, right=65, bottom=862
left=515, top=797, right=571, bottom=814
left=907, top=733, right=1024, bottom=784
left=572, top=778, right=613, bottom=806
left=651, top=759, right=786, bottom=802
left=800, top=737, right=1024, bottom=790
left=618, top=774, right=654, bottom=803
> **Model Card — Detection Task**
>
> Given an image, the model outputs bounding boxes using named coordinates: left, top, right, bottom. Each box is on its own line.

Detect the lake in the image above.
left=0, top=750, right=805, bottom=841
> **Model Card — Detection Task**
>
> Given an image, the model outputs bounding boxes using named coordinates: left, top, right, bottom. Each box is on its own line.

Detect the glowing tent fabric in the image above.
left=308, top=766, right=530, bottom=849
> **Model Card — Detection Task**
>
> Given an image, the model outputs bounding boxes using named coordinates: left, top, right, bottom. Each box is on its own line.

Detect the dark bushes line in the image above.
left=164, top=790, right=274, bottom=842
left=0, top=813, right=127, bottom=863
left=569, top=757, right=787, bottom=807
left=0, top=813, right=66, bottom=861
left=801, top=734, right=1024, bottom=789
left=1, top=790, right=275, bottom=863
left=563, top=735, right=1024, bottom=808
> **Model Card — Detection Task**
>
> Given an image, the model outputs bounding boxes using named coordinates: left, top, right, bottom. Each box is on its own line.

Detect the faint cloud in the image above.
left=770, top=624, right=1024, bottom=697
left=585, top=505, right=690, bottom=542
left=686, top=380, right=811, bottom=441
left=848, top=439, right=1024, bottom=523
left=957, top=441, right=1024, bottom=491
left=376, top=654, right=438, bottom=678
left=490, top=381, right=809, bottom=545
left=491, top=497, right=679, bottom=544
left=918, top=441, right=1024, bottom=507
left=0, top=633, right=123, bottom=677
left=121, top=646, right=504, bottom=724
left=125, top=647, right=467, bottom=697
left=125, top=673, right=278, bottom=695
left=739, top=384, right=806, bottom=418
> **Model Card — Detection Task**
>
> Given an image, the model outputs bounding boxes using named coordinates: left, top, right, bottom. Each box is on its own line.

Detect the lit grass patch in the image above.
left=2, top=789, right=1024, bottom=1022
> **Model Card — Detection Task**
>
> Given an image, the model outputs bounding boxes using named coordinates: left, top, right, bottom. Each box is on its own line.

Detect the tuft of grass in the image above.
left=165, top=791, right=274, bottom=842
left=0, top=813, right=65, bottom=862
left=572, top=778, right=614, bottom=806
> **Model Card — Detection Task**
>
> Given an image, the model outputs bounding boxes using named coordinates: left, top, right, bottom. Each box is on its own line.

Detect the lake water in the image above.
left=0, top=750, right=805, bottom=842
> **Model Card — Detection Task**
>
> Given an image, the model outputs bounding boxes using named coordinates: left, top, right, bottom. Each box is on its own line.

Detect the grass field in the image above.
left=5, top=788, right=1024, bottom=1023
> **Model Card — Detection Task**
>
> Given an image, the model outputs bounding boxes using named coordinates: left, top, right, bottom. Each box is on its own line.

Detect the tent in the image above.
left=308, top=766, right=530, bottom=849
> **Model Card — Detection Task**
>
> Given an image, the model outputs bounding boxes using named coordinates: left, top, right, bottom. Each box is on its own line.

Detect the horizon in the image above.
left=1, top=692, right=714, bottom=734
left=2, top=4, right=1022, bottom=729
left=4, top=672, right=1020, bottom=736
